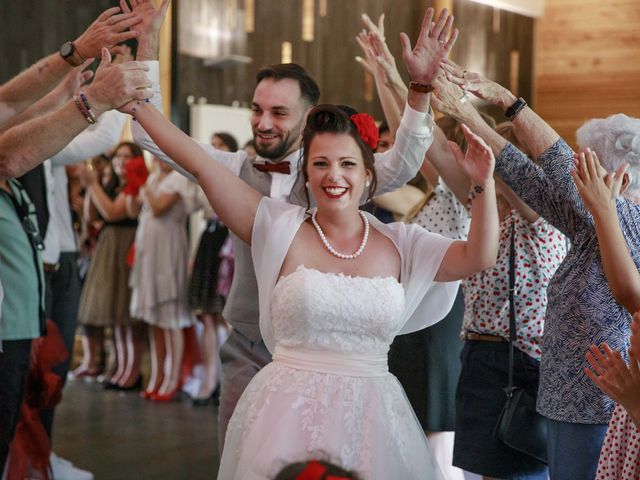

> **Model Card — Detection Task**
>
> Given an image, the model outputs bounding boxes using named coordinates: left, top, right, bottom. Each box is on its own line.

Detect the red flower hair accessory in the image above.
left=123, top=155, right=149, bottom=196
left=295, top=460, right=351, bottom=480
left=350, top=113, right=379, bottom=150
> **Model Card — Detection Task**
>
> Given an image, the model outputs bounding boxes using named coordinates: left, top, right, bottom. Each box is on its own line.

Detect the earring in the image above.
left=305, top=181, right=310, bottom=189
left=365, top=179, right=371, bottom=187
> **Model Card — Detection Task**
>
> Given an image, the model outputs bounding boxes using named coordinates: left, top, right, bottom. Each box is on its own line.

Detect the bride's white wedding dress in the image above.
left=217, top=198, right=460, bottom=480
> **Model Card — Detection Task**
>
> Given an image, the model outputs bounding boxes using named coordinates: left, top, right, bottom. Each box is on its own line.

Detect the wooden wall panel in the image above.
left=173, top=0, right=535, bottom=131
left=0, top=0, right=536, bottom=136
left=535, top=0, right=640, bottom=147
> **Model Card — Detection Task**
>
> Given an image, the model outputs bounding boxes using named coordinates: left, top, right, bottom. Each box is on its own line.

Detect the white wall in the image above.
left=188, top=104, right=253, bottom=255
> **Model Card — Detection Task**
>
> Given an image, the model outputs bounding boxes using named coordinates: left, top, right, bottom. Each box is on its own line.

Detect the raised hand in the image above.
left=120, top=0, right=171, bottom=60
left=84, top=48, right=152, bottom=115
left=430, top=75, right=478, bottom=123
left=355, top=30, right=378, bottom=76
left=571, top=148, right=628, bottom=218
left=51, top=58, right=95, bottom=102
left=64, top=59, right=95, bottom=96
left=448, top=124, right=495, bottom=186
left=441, top=59, right=514, bottom=109
left=399, top=8, right=458, bottom=85
left=74, top=6, right=141, bottom=59
left=585, top=342, right=640, bottom=416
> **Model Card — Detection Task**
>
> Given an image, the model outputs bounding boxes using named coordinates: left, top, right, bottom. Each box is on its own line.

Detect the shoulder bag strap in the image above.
left=507, top=219, right=517, bottom=390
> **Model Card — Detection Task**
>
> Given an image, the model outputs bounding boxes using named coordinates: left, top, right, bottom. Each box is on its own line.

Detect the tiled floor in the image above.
left=53, top=380, right=219, bottom=480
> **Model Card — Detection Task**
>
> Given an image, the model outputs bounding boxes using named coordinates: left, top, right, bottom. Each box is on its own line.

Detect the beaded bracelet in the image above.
left=73, top=95, right=95, bottom=125
left=79, top=93, right=97, bottom=124
left=130, top=98, right=151, bottom=122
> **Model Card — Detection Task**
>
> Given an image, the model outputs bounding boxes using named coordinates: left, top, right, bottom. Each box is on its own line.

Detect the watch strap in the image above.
left=60, top=41, right=85, bottom=67
left=409, top=81, right=434, bottom=94
left=505, top=97, right=527, bottom=120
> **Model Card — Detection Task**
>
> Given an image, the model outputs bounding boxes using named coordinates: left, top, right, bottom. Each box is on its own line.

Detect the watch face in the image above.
left=60, top=42, right=73, bottom=58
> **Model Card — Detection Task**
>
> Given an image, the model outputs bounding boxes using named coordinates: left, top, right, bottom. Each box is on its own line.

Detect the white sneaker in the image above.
left=49, top=453, right=94, bottom=480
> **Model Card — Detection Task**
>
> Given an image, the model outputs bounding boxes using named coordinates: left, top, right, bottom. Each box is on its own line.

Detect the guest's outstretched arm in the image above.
left=0, top=49, right=151, bottom=180
left=573, top=149, right=640, bottom=313
left=442, top=59, right=559, bottom=158
left=123, top=101, right=261, bottom=244
left=0, top=60, right=95, bottom=134
left=356, top=14, right=405, bottom=134
left=431, top=76, right=588, bottom=237
left=435, top=124, right=499, bottom=281
left=0, top=6, right=140, bottom=126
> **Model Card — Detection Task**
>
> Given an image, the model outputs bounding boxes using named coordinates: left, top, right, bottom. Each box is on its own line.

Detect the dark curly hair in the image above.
left=301, top=105, right=378, bottom=207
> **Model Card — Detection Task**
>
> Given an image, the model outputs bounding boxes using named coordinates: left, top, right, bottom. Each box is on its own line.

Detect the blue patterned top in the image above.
left=496, top=139, right=638, bottom=424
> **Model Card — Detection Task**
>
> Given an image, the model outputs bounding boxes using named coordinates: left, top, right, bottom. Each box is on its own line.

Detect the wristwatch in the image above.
left=59, top=41, right=85, bottom=67
left=505, top=97, right=527, bottom=120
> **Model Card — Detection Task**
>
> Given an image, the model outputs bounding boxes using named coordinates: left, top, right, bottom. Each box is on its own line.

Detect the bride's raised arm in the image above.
left=124, top=101, right=262, bottom=244
left=435, top=123, right=499, bottom=281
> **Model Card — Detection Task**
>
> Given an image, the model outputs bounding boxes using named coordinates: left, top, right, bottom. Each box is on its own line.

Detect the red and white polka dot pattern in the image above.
left=596, top=404, right=640, bottom=480
left=461, top=211, right=567, bottom=360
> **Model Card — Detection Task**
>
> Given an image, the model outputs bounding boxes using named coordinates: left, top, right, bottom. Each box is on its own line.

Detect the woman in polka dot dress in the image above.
left=573, top=149, right=640, bottom=480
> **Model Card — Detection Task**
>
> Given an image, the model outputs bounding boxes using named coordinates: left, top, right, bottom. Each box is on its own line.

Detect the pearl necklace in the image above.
left=311, top=209, right=369, bottom=260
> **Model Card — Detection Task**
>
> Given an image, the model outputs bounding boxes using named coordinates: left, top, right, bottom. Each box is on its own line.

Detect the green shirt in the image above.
left=0, top=179, right=44, bottom=340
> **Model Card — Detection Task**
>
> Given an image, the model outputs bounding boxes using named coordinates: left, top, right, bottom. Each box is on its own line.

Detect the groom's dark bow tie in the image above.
left=253, top=161, right=291, bottom=175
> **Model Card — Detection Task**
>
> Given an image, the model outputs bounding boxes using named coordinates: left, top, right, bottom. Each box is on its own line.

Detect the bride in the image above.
left=122, top=81, right=498, bottom=480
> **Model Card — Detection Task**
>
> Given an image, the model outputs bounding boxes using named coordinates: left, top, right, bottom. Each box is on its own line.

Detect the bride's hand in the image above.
left=117, top=99, right=139, bottom=115
left=448, top=124, right=495, bottom=186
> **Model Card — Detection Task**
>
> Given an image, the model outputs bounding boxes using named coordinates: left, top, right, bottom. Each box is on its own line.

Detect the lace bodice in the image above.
left=270, top=266, right=405, bottom=354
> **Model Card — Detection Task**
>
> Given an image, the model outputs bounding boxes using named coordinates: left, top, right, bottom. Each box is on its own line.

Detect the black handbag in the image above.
left=493, top=222, right=549, bottom=464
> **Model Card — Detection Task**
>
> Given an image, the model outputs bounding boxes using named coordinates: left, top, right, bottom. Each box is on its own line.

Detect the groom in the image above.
left=126, top=0, right=458, bottom=447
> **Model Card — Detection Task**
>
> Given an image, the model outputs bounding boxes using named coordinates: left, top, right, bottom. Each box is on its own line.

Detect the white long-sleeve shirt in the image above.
left=132, top=61, right=435, bottom=202
left=41, top=110, right=127, bottom=264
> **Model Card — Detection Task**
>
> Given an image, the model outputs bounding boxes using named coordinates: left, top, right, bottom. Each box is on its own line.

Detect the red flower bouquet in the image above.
left=350, top=113, right=379, bottom=150
left=123, top=155, right=149, bottom=196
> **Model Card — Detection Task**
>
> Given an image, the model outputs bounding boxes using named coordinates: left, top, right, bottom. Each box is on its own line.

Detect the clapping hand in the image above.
left=448, top=124, right=495, bottom=186
left=400, top=8, right=458, bottom=86
left=571, top=148, right=628, bottom=217
left=76, top=162, right=99, bottom=187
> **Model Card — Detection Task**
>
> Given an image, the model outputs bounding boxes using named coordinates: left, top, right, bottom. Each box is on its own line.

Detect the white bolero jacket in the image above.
left=251, top=197, right=460, bottom=354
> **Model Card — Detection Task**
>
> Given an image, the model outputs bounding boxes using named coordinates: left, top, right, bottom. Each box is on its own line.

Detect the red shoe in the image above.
left=140, top=388, right=157, bottom=399
left=150, top=383, right=182, bottom=402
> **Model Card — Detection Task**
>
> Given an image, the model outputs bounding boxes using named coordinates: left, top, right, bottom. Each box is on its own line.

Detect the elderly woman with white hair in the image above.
left=570, top=146, right=640, bottom=480
left=430, top=63, right=640, bottom=480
